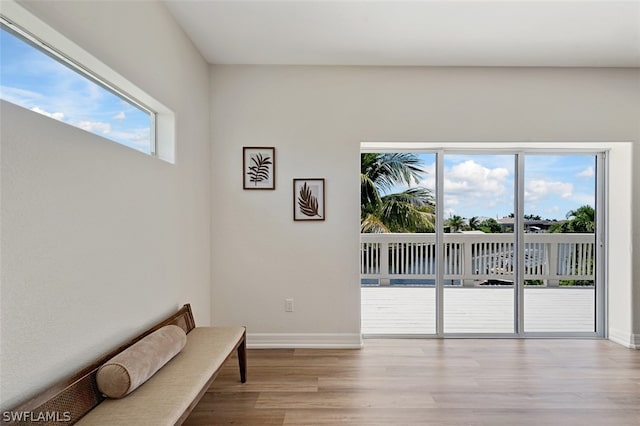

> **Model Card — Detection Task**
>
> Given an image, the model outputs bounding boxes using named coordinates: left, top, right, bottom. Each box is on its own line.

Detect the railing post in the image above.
left=462, top=238, right=475, bottom=287
left=380, top=239, right=390, bottom=286
left=547, top=241, right=559, bottom=287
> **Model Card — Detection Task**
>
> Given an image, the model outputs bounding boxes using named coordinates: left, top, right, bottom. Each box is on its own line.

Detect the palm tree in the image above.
left=447, top=215, right=465, bottom=233
left=550, top=205, right=595, bottom=233
left=566, top=205, right=595, bottom=232
left=468, top=216, right=480, bottom=231
left=361, top=153, right=435, bottom=233
left=479, top=218, right=502, bottom=233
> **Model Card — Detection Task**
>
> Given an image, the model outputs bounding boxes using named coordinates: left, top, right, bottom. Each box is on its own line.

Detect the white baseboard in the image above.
left=608, top=328, right=639, bottom=349
left=247, top=333, right=363, bottom=349
left=247, top=331, right=637, bottom=350
left=632, top=334, right=640, bottom=350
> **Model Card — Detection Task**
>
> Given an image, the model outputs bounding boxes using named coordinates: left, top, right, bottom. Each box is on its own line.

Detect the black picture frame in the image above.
left=243, top=147, right=275, bottom=190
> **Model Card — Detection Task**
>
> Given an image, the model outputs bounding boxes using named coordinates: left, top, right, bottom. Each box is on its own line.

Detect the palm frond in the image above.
left=247, top=154, right=272, bottom=185
left=362, top=153, right=425, bottom=193
left=380, top=198, right=435, bottom=233
left=360, top=213, right=390, bottom=233
left=298, top=183, right=319, bottom=217
left=361, top=173, right=382, bottom=213
left=381, top=187, right=434, bottom=207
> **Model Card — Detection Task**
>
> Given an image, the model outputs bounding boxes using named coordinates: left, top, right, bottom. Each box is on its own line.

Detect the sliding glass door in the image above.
left=442, top=154, right=515, bottom=334
left=360, top=149, right=604, bottom=337
left=360, top=153, right=437, bottom=335
left=523, top=154, right=598, bottom=334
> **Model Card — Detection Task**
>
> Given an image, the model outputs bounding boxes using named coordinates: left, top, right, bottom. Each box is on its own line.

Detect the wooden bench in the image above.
left=4, top=304, right=246, bottom=425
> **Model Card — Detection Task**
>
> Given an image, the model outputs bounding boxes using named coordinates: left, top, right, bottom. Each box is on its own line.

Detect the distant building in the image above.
left=496, top=217, right=565, bottom=233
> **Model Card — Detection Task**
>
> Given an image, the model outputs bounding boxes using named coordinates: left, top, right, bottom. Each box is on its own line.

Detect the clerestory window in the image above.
left=0, top=16, right=156, bottom=156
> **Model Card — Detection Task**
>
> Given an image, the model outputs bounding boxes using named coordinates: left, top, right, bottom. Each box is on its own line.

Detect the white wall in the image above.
left=0, top=1, right=211, bottom=408
left=209, top=65, right=640, bottom=347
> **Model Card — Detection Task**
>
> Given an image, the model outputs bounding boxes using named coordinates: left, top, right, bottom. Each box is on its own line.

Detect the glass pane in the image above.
left=523, top=155, right=596, bottom=332
left=361, top=152, right=437, bottom=334
left=443, top=154, right=515, bottom=333
left=0, top=26, right=153, bottom=154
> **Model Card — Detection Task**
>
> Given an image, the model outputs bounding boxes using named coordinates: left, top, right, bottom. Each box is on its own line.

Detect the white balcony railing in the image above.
left=360, top=233, right=595, bottom=286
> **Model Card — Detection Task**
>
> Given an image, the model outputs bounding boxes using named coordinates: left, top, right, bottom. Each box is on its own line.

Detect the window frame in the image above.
left=0, top=1, right=175, bottom=162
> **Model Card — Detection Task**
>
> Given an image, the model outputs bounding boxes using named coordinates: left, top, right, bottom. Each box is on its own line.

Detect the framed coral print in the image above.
left=293, top=178, right=325, bottom=221
left=243, top=147, right=275, bottom=189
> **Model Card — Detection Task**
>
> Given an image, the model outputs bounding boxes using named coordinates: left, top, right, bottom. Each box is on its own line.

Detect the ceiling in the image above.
left=164, top=0, right=640, bottom=68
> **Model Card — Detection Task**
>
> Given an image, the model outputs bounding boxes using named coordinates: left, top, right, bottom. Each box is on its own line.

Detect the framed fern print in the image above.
left=293, top=178, right=325, bottom=221
left=243, top=147, right=275, bottom=189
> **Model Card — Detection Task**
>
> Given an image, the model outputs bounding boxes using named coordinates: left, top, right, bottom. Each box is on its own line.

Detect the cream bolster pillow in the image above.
left=96, top=324, right=187, bottom=398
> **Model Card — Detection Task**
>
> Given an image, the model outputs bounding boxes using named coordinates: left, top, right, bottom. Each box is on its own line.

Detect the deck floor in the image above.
left=361, top=286, right=596, bottom=335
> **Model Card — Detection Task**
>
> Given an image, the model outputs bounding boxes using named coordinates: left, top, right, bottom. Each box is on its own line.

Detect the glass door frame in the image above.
left=361, top=144, right=607, bottom=339
left=435, top=150, right=518, bottom=337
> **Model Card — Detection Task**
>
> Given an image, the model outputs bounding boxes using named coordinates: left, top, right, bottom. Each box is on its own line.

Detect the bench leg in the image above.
left=237, top=336, right=247, bottom=383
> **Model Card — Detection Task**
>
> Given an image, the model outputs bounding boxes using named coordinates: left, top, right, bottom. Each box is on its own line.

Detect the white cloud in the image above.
left=576, top=166, right=594, bottom=178
left=445, top=160, right=509, bottom=195
left=30, top=106, right=65, bottom=121
left=546, top=205, right=561, bottom=214
left=110, top=128, right=149, bottom=142
left=444, top=161, right=510, bottom=210
left=416, top=160, right=511, bottom=216
left=1, top=85, right=43, bottom=106
left=525, top=180, right=573, bottom=203
left=572, top=192, right=595, bottom=206
left=113, top=111, right=126, bottom=120
left=415, top=163, right=436, bottom=190
left=109, top=128, right=151, bottom=151
left=76, top=120, right=111, bottom=134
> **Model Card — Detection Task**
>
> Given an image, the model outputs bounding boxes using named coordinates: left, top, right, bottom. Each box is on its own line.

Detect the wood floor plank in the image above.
left=184, top=339, right=640, bottom=425
left=283, top=408, right=640, bottom=426
left=256, top=391, right=437, bottom=410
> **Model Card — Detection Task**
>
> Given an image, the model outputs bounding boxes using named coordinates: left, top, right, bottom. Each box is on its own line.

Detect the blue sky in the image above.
left=390, top=153, right=595, bottom=221
left=0, top=27, right=151, bottom=153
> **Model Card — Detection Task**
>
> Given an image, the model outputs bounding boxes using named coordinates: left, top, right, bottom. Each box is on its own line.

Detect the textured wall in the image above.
left=0, top=1, right=210, bottom=408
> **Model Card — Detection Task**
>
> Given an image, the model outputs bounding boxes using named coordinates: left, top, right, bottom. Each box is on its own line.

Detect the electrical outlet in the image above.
left=285, top=298, right=294, bottom=312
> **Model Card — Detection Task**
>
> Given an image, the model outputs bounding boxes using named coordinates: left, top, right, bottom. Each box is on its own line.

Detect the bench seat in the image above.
left=76, top=326, right=245, bottom=426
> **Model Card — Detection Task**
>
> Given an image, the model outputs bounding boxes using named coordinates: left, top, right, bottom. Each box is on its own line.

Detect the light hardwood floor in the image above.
left=184, top=339, right=640, bottom=426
